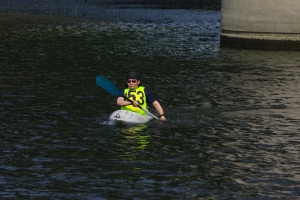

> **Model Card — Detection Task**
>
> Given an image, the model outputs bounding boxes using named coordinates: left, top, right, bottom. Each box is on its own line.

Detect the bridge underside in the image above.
left=220, top=0, right=300, bottom=50
left=221, top=31, right=300, bottom=50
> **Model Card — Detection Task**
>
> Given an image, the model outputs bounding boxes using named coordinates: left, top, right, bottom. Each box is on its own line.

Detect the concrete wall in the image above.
left=220, top=0, right=300, bottom=50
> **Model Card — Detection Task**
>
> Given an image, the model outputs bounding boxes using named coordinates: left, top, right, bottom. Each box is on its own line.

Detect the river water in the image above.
left=1, top=6, right=300, bottom=199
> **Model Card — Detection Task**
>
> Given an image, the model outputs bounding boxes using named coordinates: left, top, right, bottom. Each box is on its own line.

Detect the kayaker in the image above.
left=117, top=72, right=167, bottom=121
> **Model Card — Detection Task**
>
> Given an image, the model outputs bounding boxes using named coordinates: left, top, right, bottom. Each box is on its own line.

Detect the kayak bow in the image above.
left=109, top=110, right=153, bottom=126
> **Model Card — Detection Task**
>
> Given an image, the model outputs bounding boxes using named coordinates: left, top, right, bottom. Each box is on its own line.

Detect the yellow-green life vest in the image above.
left=121, top=86, right=147, bottom=115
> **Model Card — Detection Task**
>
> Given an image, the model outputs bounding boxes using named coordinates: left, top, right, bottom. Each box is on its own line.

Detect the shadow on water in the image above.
left=1, top=7, right=300, bottom=199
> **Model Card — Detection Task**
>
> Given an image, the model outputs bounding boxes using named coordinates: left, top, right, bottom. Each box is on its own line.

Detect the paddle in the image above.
left=96, top=75, right=159, bottom=119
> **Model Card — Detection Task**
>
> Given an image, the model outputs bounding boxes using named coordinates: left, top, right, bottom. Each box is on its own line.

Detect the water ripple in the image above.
left=1, top=8, right=300, bottom=199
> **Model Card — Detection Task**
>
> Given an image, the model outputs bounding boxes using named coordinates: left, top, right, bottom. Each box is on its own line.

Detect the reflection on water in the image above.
left=1, top=8, right=300, bottom=199
left=116, top=124, right=150, bottom=155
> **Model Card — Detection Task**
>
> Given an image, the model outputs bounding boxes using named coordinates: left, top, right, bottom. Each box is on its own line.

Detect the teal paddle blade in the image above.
left=96, top=75, right=120, bottom=96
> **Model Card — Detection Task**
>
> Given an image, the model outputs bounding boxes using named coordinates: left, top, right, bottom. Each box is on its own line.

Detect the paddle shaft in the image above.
left=122, top=95, right=159, bottom=119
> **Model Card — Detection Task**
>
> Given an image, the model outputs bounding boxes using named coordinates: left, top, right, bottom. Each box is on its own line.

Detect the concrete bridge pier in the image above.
left=220, top=0, right=300, bottom=50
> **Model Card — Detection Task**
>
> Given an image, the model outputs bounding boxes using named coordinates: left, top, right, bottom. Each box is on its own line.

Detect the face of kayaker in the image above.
left=127, top=79, right=140, bottom=89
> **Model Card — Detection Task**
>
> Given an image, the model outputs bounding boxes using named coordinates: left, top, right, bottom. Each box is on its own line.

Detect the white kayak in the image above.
left=109, top=110, right=153, bottom=126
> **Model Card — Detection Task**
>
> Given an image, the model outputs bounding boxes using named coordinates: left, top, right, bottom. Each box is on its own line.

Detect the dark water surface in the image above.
left=1, top=8, right=300, bottom=199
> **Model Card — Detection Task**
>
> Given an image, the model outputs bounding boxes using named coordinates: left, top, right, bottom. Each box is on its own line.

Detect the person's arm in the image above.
left=117, top=96, right=139, bottom=107
left=152, top=100, right=166, bottom=120
left=117, top=96, right=130, bottom=106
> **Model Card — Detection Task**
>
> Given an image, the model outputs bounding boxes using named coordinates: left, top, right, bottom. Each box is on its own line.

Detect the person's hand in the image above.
left=132, top=100, right=139, bottom=107
left=160, top=115, right=166, bottom=121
